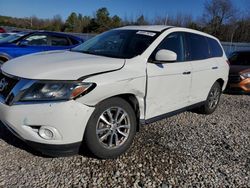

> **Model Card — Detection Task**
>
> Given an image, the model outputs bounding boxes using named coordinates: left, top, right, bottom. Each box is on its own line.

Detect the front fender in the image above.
left=76, top=74, right=146, bottom=120
left=76, top=57, right=147, bottom=120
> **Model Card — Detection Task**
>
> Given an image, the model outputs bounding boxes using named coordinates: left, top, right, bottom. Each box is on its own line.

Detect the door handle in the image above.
left=212, top=66, right=218, bottom=70
left=183, top=71, right=191, bottom=75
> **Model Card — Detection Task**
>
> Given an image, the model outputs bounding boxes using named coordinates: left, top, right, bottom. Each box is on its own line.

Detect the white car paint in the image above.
left=3, top=50, right=125, bottom=80
left=0, top=26, right=229, bottom=156
left=0, top=100, right=94, bottom=144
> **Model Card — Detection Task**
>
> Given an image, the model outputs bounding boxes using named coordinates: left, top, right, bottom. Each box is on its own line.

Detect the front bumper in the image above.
left=0, top=99, right=95, bottom=156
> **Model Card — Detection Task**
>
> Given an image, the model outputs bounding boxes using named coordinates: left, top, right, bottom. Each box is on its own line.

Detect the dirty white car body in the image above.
left=0, top=26, right=229, bottom=158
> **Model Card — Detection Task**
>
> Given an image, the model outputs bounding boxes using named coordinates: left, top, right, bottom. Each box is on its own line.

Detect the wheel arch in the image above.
left=216, top=78, right=225, bottom=90
left=96, top=93, right=141, bottom=132
left=0, top=55, right=9, bottom=63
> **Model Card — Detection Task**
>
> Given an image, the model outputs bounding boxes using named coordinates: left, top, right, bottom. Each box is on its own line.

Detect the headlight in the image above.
left=240, top=72, right=250, bottom=79
left=19, top=81, right=95, bottom=102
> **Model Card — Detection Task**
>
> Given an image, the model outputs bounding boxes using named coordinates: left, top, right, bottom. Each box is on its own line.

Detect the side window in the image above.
left=25, top=34, right=48, bottom=46
left=50, top=35, right=70, bottom=46
left=207, top=37, right=223, bottom=57
left=185, top=33, right=209, bottom=61
left=152, top=32, right=184, bottom=62
left=70, top=37, right=81, bottom=45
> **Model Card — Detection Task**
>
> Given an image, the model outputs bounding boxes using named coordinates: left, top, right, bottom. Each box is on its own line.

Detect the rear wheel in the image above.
left=195, top=82, right=222, bottom=114
left=84, top=97, right=137, bottom=159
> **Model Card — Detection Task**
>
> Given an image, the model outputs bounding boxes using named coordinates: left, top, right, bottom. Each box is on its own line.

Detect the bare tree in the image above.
left=135, top=15, right=148, bottom=25
left=153, top=15, right=170, bottom=25
left=153, top=13, right=194, bottom=27
left=203, top=0, right=236, bottom=35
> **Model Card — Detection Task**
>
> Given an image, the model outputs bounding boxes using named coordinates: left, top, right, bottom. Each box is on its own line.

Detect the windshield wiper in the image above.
left=71, top=49, right=94, bottom=54
left=82, top=50, right=96, bottom=55
left=71, top=49, right=125, bottom=58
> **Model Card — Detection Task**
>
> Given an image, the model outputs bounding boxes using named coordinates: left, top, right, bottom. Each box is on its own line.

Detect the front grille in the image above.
left=228, top=75, right=241, bottom=83
left=0, top=72, right=19, bottom=99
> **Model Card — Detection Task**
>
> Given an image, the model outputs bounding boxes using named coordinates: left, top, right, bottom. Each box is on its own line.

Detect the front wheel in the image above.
left=197, top=82, right=222, bottom=114
left=84, top=97, right=137, bottom=159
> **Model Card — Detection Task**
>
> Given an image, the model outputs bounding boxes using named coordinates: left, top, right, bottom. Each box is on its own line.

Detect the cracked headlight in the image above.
left=19, top=81, right=95, bottom=101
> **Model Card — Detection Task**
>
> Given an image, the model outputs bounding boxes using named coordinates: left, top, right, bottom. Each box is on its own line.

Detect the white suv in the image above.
left=0, top=26, right=229, bottom=158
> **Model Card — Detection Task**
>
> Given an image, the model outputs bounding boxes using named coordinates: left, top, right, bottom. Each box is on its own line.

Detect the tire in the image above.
left=197, top=81, right=222, bottom=114
left=84, top=97, right=137, bottom=159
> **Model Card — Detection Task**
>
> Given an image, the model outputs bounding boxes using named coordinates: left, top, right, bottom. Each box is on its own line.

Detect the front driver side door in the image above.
left=146, top=32, right=192, bottom=120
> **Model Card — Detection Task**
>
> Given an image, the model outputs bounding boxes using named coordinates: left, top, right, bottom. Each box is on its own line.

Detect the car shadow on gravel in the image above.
left=0, top=122, right=96, bottom=159
left=223, top=91, right=250, bottom=96
left=0, top=122, right=52, bottom=157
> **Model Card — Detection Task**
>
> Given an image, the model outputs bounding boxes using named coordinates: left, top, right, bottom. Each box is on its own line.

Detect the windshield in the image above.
left=229, top=52, right=250, bottom=66
left=72, top=29, right=159, bottom=58
left=0, top=33, right=24, bottom=43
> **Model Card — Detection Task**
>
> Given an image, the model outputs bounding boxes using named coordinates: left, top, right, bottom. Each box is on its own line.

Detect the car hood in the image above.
left=1, top=50, right=125, bottom=80
left=229, top=65, right=250, bottom=75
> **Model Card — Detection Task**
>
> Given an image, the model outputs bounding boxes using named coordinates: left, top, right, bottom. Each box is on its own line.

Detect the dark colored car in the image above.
left=0, top=31, right=84, bottom=64
left=227, top=51, right=250, bottom=93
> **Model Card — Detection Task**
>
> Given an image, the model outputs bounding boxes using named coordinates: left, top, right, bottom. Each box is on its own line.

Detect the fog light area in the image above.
left=32, top=126, right=63, bottom=140
left=39, top=128, right=54, bottom=140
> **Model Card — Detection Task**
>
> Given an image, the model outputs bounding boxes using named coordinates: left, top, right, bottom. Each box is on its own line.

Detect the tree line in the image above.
left=0, top=0, right=249, bottom=42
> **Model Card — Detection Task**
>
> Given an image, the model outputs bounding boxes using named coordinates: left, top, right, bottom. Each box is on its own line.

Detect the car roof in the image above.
left=116, top=25, right=219, bottom=41
left=117, top=25, right=172, bottom=32
left=21, top=31, right=82, bottom=41
left=34, top=31, right=67, bottom=35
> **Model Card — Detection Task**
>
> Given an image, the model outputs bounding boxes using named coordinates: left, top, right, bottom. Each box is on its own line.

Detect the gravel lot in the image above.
left=0, top=94, right=249, bottom=187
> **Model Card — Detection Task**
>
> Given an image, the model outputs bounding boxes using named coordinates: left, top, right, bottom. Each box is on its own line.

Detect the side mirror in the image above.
left=155, top=49, right=177, bottom=63
left=19, top=39, right=29, bottom=46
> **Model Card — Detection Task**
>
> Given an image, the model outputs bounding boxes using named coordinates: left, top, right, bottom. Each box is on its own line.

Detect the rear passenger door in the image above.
left=185, top=33, right=219, bottom=103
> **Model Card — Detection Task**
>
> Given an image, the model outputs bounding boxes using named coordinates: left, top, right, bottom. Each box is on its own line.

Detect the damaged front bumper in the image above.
left=0, top=99, right=95, bottom=156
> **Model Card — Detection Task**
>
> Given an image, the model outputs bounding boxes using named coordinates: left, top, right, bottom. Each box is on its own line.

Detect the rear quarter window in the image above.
left=70, top=37, right=81, bottom=45
left=185, top=33, right=209, bottom=61
left=50, top=35, right=70, bottom=46
left=207, top=37, right=223, bottom=57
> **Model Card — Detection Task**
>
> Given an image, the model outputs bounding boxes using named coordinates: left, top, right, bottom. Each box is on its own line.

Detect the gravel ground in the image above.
left=0, top=94, right=249, bottom=187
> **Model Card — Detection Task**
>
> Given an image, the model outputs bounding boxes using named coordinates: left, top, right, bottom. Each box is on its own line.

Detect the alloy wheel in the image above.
left=208, top=86, right=220, bottom=109
left=96, top=107, right=131, bottom=149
